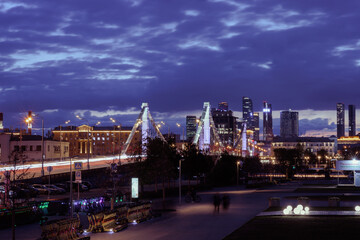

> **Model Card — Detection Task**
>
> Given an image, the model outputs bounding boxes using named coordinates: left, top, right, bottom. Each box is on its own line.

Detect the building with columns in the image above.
left=52, top=125, right=140, bottom=157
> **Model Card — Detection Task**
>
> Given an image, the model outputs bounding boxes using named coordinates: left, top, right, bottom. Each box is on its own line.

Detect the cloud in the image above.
left=184, top=10, right=200, bottom=17
left=1, top=0, right=360, bottom=136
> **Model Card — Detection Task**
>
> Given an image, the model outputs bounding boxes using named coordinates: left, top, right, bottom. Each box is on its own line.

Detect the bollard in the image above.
left=268, top=197, right=281, bottom=207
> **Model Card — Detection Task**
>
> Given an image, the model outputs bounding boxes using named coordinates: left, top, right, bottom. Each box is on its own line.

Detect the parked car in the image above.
left=10, top=186, right=30, bottom=199
left=43, top=184, right=66, bottom=194
left=54, top=183, right=68, bottom=192
left=32, top=184, right=52, bottom=195
left=65, top=181, right=88, bottom=192
left=16, top=183, right=39, bottom=197
left=81, top=181, right=93, bottom=189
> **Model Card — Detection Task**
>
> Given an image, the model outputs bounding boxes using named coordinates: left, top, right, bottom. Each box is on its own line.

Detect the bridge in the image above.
left=0, top=102, right=266, bottom=178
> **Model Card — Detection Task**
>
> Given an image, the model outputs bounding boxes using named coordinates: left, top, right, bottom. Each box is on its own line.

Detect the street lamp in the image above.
left=76, top=115, right=91, bottom=170
left=60, top=120, right=71, bottom=161
left=179, top=158, right=184, bottom=204
left=176, top=123, right=185, bottom=149
left=110, top=118, right=122, bottom=164
left=236, top=160, right=240, bottom=185
left=29, top=114, right=45, bottom=176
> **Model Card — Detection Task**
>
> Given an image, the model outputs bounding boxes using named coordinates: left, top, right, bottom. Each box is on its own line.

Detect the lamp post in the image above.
left=179, top=158, right=184, bottom=204
left=76, top=115, right=91, bottom=170
left=69, top=156, right=73, bottom=217
left=28, top=114, right=45, bottom=176
left=60, top=120, right=71, bottom=161
left=176, top=123, right=185, bottom=149
left=236, top=160, right=240, bottom=185
left=110, top=118, right=122, bottom=163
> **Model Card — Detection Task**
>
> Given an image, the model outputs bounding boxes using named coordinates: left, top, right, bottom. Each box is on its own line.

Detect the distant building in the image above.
left=218, top=102, right=229, bottom=111
left=272, top=136, right=335, bottom=156
left=337, top=136, right=360, bottom=152
left=212, top=104, right=237, bottom=146
left=0, top=134, right=69, bottom=163
left=263, top=101, right=273, bottom=141
left=349, top=104, right=356, bottom=136
left=242, top=97, right=253, bottom=128
left=252, top=112, right=260, bottom=141
left=280, top=110, right=299, bottom=138
left=337, top=103, right=345, bottom=138
left=52, top=125, right=139, bottom=157
left=0, top=112, right=3, bottom=131
left=186, top=116, right=197, bottom=142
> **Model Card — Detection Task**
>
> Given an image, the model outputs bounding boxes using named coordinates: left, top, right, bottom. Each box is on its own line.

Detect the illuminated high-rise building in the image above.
left=252, top=112, right=260, bottom=141
left=263, top=101, right=273, bottom=141
left=242, top=97, right=253, bottom=127
left=186, top=116, right=197, bottom=142
left=336, top=103, right=345, bottom=138
left=349, top=104, right=356, bottom=136
left=280, top=110, right=299, bottom=138
left=218, top=102, right=228, bottom=111
left=212, top=104, right=237, bottom=146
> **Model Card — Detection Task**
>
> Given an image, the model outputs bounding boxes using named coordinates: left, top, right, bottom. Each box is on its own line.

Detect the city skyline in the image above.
left=1, top=0, right=360, bottom=136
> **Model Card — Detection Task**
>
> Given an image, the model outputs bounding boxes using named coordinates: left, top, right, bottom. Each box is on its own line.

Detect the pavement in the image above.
left=0, top=181, right=307, bottom=240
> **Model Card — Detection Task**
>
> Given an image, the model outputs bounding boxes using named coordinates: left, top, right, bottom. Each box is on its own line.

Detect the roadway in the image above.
left=0, top=155, right=137, bottom=179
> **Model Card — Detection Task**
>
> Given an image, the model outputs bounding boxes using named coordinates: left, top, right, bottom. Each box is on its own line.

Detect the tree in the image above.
left=181, top=143, right=213, bottom=185
left=274, top=148, right=303, bottom=179
left=242, top=156, right=262, bottom=177
left=4, top=149, right=34, bottom=240
left=209, top=152, right=240, bottom=186
left=145, top=137, right=179, bottom=200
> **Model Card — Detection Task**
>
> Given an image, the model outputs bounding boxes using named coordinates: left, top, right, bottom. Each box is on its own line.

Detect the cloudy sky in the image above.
left=1, top=0, right=360, bottom=136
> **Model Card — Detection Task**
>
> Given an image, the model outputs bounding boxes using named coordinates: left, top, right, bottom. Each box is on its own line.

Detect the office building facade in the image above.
left=252, top=112, right=260, bottom=141
left=337, top=103, right=345, bottom=138
left=280, top=110, right=299, bottom=138
left=263, top=101, right=273, bottom=141
left=242, top=97, right=253, bottom=127
left=212, top=104, right=237, bottom=146
left=349, top=104, right=356, bottom=136
left=186, top=116, right=197, bottom=142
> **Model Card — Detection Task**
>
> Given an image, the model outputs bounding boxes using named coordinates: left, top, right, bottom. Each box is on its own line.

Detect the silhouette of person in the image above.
left=213, top=193, right=221, bottom=213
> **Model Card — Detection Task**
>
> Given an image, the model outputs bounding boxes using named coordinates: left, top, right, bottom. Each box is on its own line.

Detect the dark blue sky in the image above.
left=1, top=0, right=360, bottom=136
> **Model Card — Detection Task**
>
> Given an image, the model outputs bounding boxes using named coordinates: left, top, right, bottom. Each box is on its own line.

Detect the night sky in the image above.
left=1, top=0, right=360, bottom=136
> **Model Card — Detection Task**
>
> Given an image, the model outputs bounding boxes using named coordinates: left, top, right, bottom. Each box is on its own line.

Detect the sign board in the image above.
left=336, top=160, right=360, bottom=171
left=131, top=178, right=139, bottom=198
left=75, top=171, right=82, bottom=183
left=355, top=171, right=360, bottom=187
left=74, top=162, right=83, bottom=170
left=47, top=166, right=53, bottom=173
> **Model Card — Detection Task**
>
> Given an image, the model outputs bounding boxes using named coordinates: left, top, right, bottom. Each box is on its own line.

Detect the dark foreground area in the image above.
left=224, top=215, right=360, bottom=240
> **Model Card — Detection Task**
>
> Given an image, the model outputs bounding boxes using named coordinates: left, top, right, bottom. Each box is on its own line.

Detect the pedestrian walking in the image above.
left=213, top=193, right=221, bottom=213
left=222, top=194, right=230, bottom=210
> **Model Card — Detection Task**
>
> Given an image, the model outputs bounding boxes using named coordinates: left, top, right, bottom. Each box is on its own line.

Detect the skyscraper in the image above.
left=242, top=97, right=253, bottom=127
left=186, top=116, right=197, bottom=142
left=349, top=104, right=356, bottom=136
left=280, top=110, right=299, bottom=138
left=252, top=112, right=260, bottom=141
left=212, top=103, right=237, bottom=146
left=336, top=103, right=345, bottom=138
left=263, top=101, right=273, bottom=141
left=218, top=102, right=228, bottom=111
